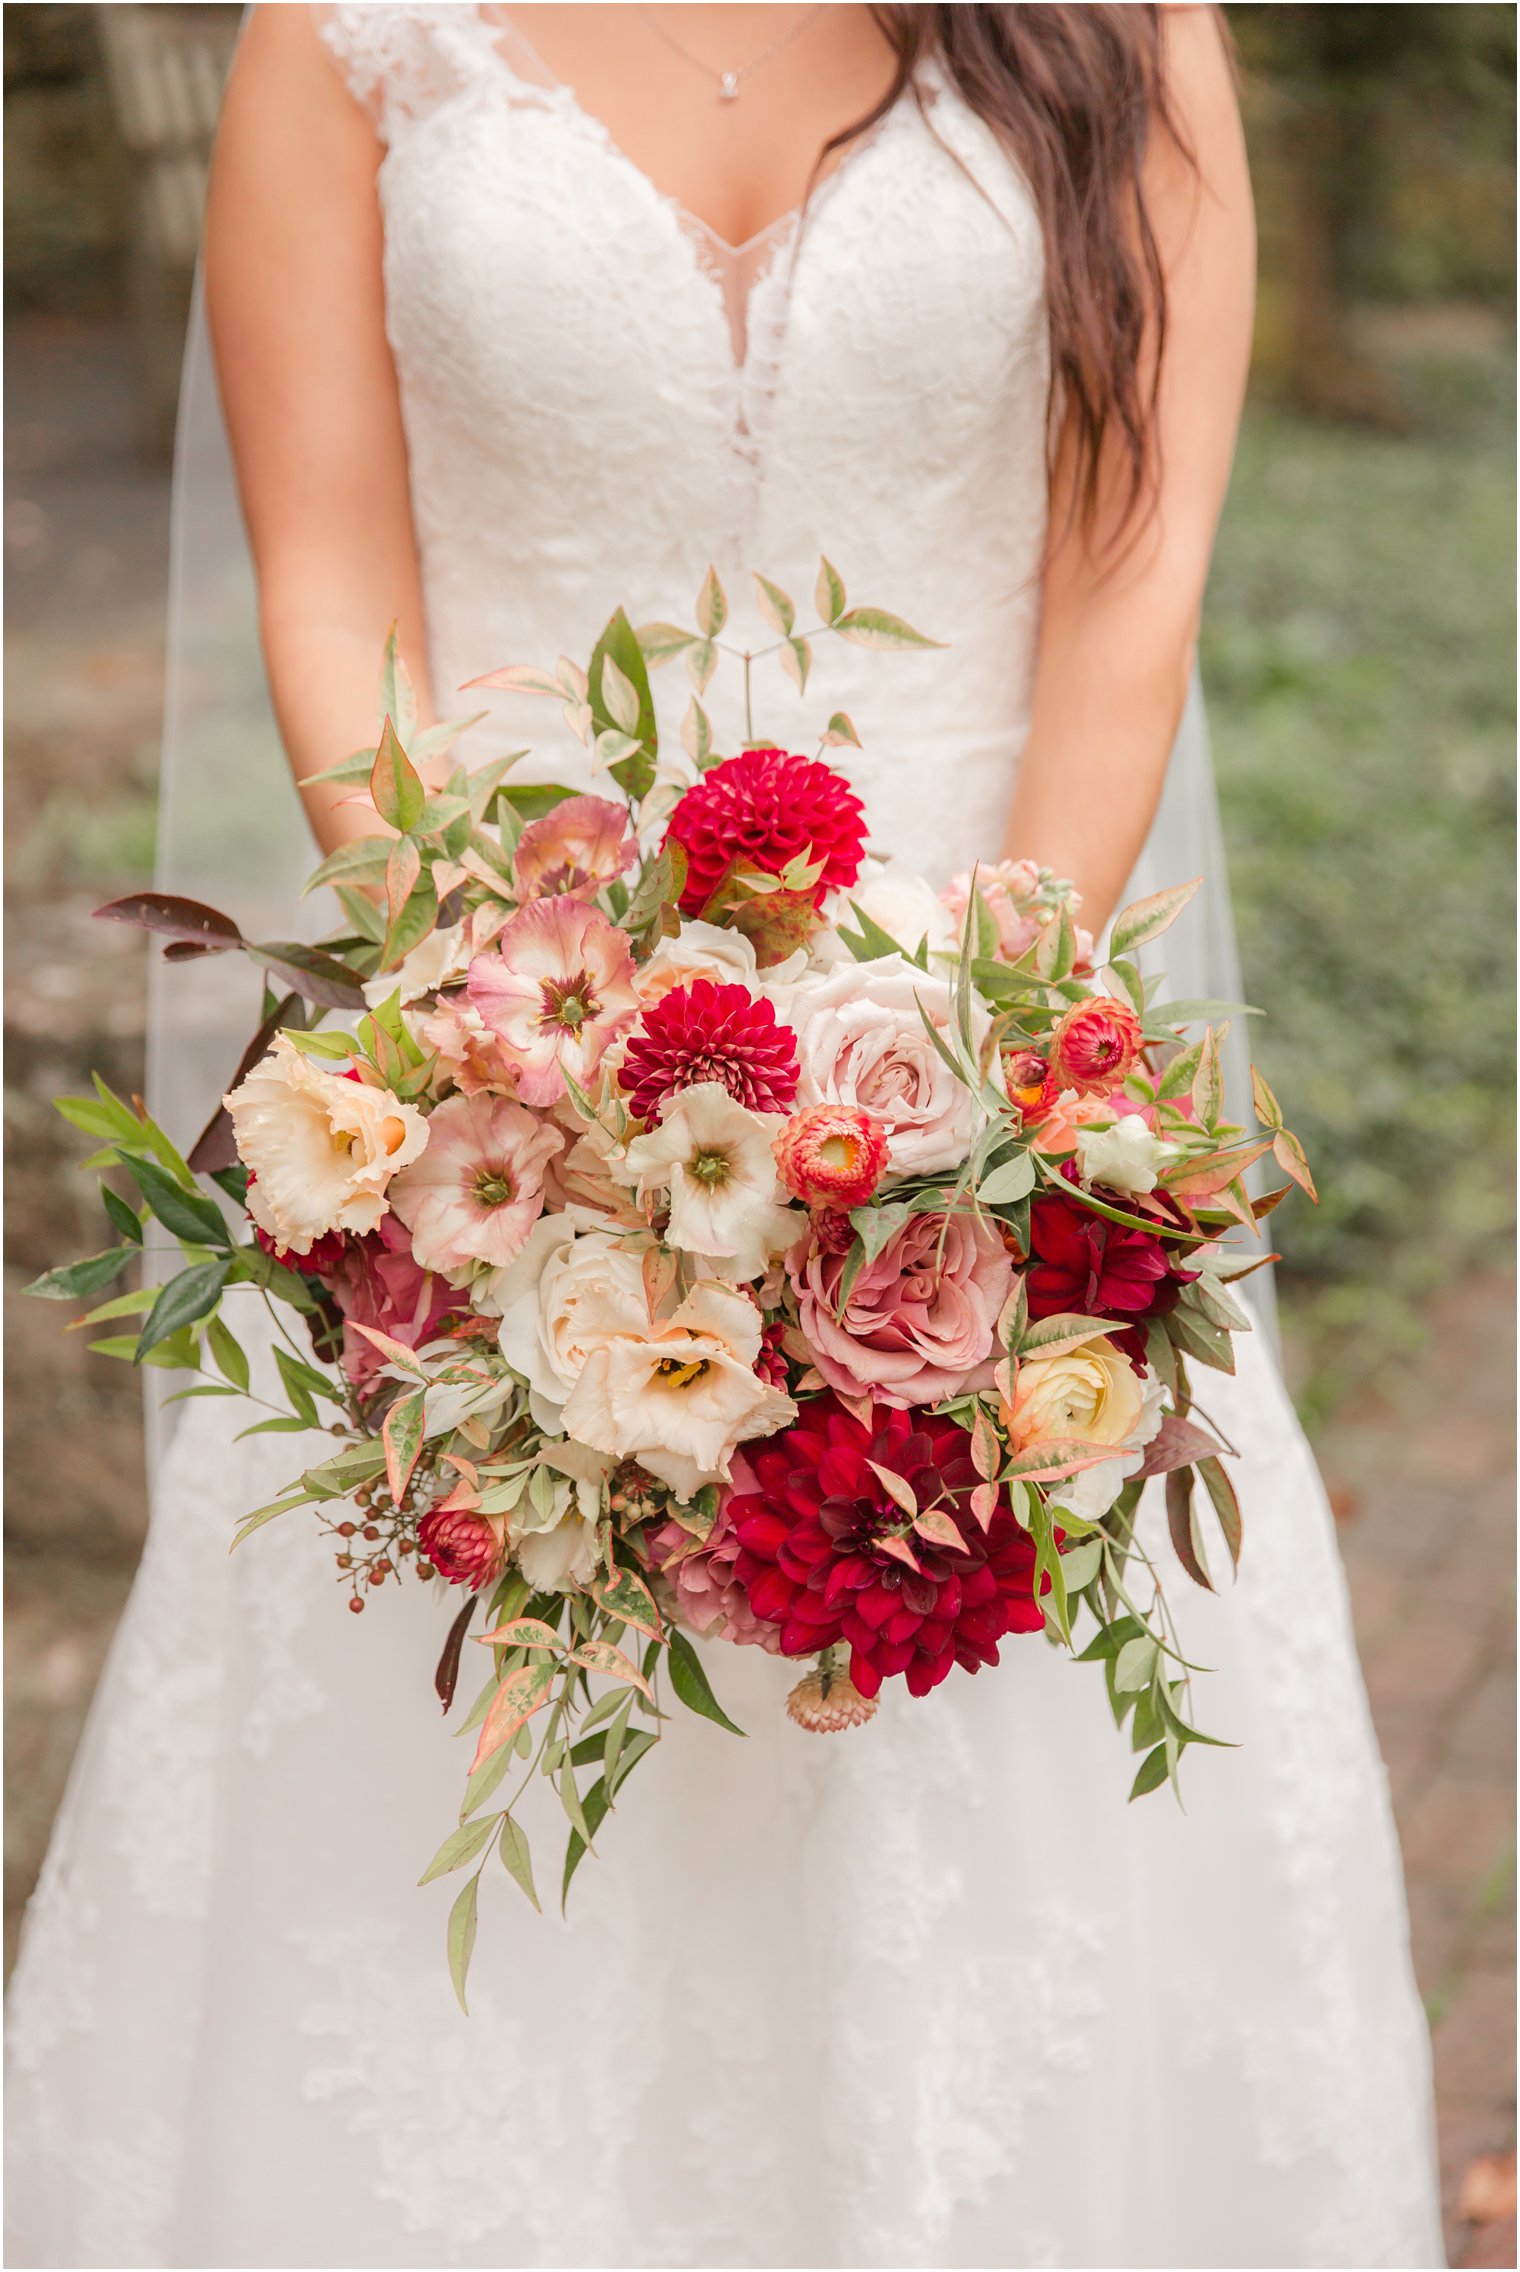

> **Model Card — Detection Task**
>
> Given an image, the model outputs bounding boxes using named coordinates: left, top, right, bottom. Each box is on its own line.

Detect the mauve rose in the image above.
left=329, top=1215, right=468, bottom=1392
left=789, top=1209, right=1013, bottom=1407
left=644, top=1468, right=783, bottom=1653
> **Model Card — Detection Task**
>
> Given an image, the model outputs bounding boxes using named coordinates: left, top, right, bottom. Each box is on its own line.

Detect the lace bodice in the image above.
left=316, top=2, right=1051, bottom=881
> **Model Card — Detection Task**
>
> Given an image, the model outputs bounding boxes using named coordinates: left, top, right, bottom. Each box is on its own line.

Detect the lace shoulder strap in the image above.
left=313, top=3, right=500, bottom=143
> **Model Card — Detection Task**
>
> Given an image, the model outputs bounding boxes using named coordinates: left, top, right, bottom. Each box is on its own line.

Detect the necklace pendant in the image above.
left=718, top=70, right=740, bottom=101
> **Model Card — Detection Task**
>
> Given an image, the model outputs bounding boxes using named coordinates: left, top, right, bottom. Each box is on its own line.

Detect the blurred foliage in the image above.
left=1204, top=331, right=1515, bottom=1421
left=3, top=4, right=131, bottom=314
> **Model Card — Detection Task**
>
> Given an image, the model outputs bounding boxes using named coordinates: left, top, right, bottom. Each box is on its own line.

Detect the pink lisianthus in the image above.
left=421, top=994, right=522, bottom=1098
left=513, top=794, right=636, bottom=902
left=387, top=1092, right=563, bottom=1276
left=466, top=897, right=638, bottom=1107
left=644, top=1469, right=783, bottom=1653
left=788, top=1209, right=1013, bottom=1407
left=328, top=1216, right=468, bottom=1393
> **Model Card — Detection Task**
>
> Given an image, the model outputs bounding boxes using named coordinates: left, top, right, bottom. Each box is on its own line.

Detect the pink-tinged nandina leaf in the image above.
left=1197, top=1455, right=1243, bottom=1568
left=346, top=1320, right=430, bottom=1376
left=1019, top=1313, right=1119, bottom=1359
left=641, top=1245, right=677, bottom=1317
left=1249, top=1064, right=1283, bottom=1131
left=1166, top=1467, right=1213, bottom=1591
left=969, top=1479, right=1000, bottom=1532
left=385, top=833, right=422, bottom=929
left=970, top=1406, right=1002, bottom=1483
left=383, top=1388, right=427, bottom=1503
left=1109, top=877, right=1202, bottom=961
left=471, top=1661, right=556, bottom=1770
left=441, top=1452, right=480, bottom=1487
left=865, top=1459, right=918, bottom=1520
left=369, top=716, right=425, bottom=833
left=588, top=1566, right=664, bottom=1642
left=1272, top=1127, right=1318, bottom=1203
left=877, top=1533, right=923, bottom=1573
left=462, top=662, right=564, bottom=696
left=1136, top=1413, right=1228, bottom=1479
left=913, top=1505, right=968, bottom=1553
left=432, top=1482, right=481, bottom=1514
left=1163, top=1137, right=1276, bottom=1201
left=474, top=1618, right=566, bottom=1653
left=1002, top=1438, right=1117, bottom=1483
left=570, top=1639, right=654, bottom=1698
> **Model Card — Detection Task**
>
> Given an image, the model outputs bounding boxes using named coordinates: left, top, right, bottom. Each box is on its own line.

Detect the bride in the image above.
left=7, top=7, right=1444, bottom=2266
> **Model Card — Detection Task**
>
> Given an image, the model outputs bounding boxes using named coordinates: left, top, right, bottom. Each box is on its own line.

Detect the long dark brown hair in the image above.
left=828, top=5, right=1198, bottom=549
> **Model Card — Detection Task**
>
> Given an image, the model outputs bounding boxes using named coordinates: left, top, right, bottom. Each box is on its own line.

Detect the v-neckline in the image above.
left=478, top=4, right=916, bottom=261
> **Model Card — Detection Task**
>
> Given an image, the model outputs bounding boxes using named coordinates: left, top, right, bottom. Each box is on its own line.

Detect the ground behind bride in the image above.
left=4, top=10, right=1514, bottom=2263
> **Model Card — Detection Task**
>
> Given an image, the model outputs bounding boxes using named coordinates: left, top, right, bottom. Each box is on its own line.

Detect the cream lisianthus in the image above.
left=491, top=1216, right=648, bottom=1431
left=561, top=1280, right=795, bottom=1498
left=224, top=1036, right=428, bottom=1255
left=1004, top=1333, right=1165, bottom=1523
left=623, top=1082, right=796, bottom=1281
left=361, top=920, right=471, bottom=1009
left=1074, top=1113, right=1178, bottom=1197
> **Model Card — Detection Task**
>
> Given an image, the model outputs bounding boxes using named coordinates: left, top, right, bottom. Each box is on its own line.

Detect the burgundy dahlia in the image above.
left=416, top=1505, right=507, bottom=1590
left=618, top=979, right=800, bottom=1123
left=1026, top=1162, right=1199, bottom=1368
left=664, top=747, right=867, bottom=918
left=726, top=1396, right=1046, bottom=1700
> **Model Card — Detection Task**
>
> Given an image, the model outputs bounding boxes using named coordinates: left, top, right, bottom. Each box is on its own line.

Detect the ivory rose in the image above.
left=788, top=955, right=991, bottom=1179
left=788, top=1209, right=1013, bottom=1407
left=225, top=1037, right=428, bottom=1255
left=1003, top=1333, right=1164, bottom=1523
left=491, top=1217, right=648, bottom=1431
left=561, top=1279, right=796, bottom=1498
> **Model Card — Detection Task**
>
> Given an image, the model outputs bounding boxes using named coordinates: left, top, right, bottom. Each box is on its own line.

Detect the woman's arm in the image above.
left=204, top=4, right=428, bottom=856
left=1000, top=8, right=1256, bottom=928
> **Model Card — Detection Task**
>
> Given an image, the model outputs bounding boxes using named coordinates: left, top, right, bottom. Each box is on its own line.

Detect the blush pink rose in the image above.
left=788, top=1209, right=1013, bottom=1407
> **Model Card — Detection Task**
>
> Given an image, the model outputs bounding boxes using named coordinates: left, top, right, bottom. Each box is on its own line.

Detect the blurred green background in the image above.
left=3, top=10, right=1515, bottom=2249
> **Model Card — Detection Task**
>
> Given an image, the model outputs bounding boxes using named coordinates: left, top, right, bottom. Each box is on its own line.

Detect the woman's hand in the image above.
left=1000, top=7, right=1255, bottom=930
left=204, top=4, right=429, bottom=857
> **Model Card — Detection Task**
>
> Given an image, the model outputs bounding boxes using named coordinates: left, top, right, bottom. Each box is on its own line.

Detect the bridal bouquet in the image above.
left=35, top=564, right=1312, bottom=2002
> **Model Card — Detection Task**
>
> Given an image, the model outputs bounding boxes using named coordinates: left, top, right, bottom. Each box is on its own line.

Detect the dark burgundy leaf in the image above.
left=94, top=892, right=243, bottom=947
left=246, top=940, right=367, bottom=1011
left=435, top=1595, right=478, bottom=1712
left=1136, top=1412, right=1228, bottom=1480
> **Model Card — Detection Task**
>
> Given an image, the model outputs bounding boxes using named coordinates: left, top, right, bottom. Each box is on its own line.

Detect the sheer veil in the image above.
left=147, top=262, right=1274, bottom=1476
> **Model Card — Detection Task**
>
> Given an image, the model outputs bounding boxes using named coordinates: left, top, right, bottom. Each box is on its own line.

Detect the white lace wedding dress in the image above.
left=6, top=10, right=1444, bottom=2267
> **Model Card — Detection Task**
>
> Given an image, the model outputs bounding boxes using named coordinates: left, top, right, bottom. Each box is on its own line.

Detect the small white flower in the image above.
left=362, top=922, right=472, bottom=1009
left=1074, top=1113, right=1177, bottom=1197
left=509, top=1461, right=604, bottom=1592
left=623, top=1083, right=795, bottom=1281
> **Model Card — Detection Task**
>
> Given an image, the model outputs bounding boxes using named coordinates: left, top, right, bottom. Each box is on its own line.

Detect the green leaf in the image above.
left=1128, top=1743, right=1171, bottom=1801
left=847, top=1198, right=914, bottom=1267
left=588, top=607, right=657, bottom=780
left=377, top=620, right=420, bottom=745
left=379, top=867, right=439, bottom=973
left=370, top=716, right=426, bottom=833
left=446, top=1873, right=479, bottom=2015
left=419, top=1812, right=500, bottom=1885
left=977, top=1150, right=1035, bottom=1208
left=1197, top=1455, right=1243, bottom=1568
left=123, top=1156, right=230, bottom=1247
left=498, top=1815, right=540, bottom=1911
left=1165, top=1466, right=1213, bottom=1591
left=832, top=606, right=943, bottom=650
left=839, top=902, right=908, bottom=962
left=26, top=1246, right=135, bottom=1300
left=383, top=1387, right=427, bottom=1502
left=136, top=1259, right=231, bottom=1360
left=299, top=840, right=397, bottom=899
left=561, top=1776, right=614, bottom=1911
left=1110, top=879, right=1201, bottom=961
left=666, top=1629, right=745, bottom=1736
left=101, top=1186, right=145, bottom=1246
left=681, top=697, right=714, bottom=768
left=1113, top=1635, right=1159, bottom=1693
left=206, top=1314, right=250, bottom=1392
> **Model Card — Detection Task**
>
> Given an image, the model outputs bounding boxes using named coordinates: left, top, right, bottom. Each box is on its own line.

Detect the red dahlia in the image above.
left=618, top=979, right=800, bottom=1122
left=664, top=747, right=867, bottom=918
left=1026, top=1162, right=1199, bottom=1368
left=727, top=1396, right=1047, bottom=1700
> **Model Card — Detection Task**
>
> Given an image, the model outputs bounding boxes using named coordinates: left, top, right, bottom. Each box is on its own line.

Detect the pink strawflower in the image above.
left=513, top=794, right=636, bottom=902
left=618, top=978, right=800, bottom=1124
left=1049, top=998, right=1144, bottom=1097
left=387, top=1092, right=563, bottom=1274
left=466, top=897, right=638, bottom=1107
left=417, top=1504, right=508, bottom=1590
